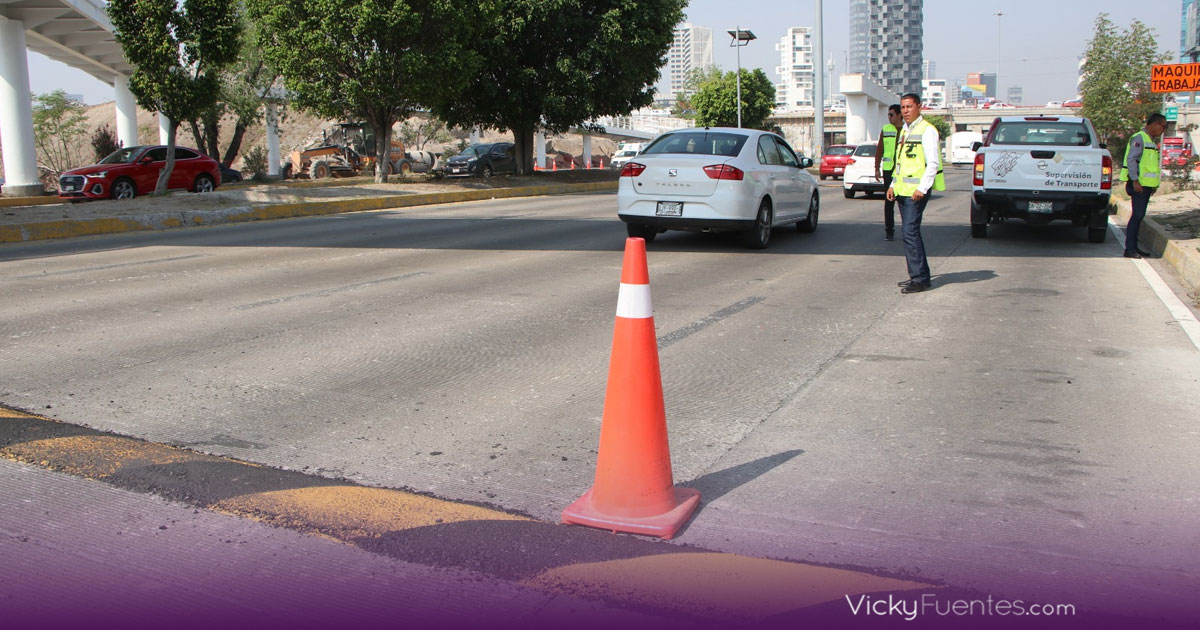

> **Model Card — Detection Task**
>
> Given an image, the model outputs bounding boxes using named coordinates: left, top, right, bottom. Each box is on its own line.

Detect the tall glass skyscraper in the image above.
left=848, top=0, right=924, bottom=97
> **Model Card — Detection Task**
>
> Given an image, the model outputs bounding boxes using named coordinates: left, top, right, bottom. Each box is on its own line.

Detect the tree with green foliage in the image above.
left=1079, top=13, right=1171, bottom=159
left=248, top=0, right=489, bottom=183
left=435, top=0, right=686, bottom=174
left=108, top=0, right=242, bottom=194
left=672, top=67, right=722, bottom=118
left=692, top=69, right=776, bottom=130
left=31, top=91, right=89, bottom=180
left=188, top=12, right=277, bottom=168
left=92, top=124, right=123, bottom=162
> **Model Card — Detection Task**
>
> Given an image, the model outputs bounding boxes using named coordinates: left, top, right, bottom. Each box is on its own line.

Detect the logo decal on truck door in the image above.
left=991, top=151, right=1022, bottom=177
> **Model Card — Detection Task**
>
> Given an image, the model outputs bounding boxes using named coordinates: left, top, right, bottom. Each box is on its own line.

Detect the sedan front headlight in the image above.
left=88, top=171, right=109, bottom=179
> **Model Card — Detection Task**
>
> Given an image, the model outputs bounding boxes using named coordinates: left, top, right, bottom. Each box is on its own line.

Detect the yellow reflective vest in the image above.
left=880, top=123, right=898, bottom=171
left=892, top=118, right=945, bottom=196
left=1118, top=130, right=1160, bottom=188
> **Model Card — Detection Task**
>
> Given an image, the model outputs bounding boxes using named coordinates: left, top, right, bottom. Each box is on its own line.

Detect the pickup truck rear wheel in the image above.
left=1088, top=226, right=1107, bottom=243
left=971, top=223, right=987, bottom=238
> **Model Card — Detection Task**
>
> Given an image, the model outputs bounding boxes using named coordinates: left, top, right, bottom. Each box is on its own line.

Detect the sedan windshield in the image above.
left=824, top=146, right=855, bottom=156
left=853, top=145, right=877, bottom=157
left=643, top=132, right=748, bottom=157
left=99, top=147, right=142, bottom=164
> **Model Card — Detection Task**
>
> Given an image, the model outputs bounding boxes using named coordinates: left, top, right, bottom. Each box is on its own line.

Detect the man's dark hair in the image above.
left=888, top=104, right=901, bottom=115
left=901, top=93, right=921, bottom=104
left=1146, top=113, right=1167, bottom=125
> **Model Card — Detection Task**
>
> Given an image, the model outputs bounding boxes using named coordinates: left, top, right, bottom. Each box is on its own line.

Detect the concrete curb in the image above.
left=0, top=181, right=617, bottom=244
left=1112, top=197, right=1200, bottom=297
left=0, top=196, right=59, bottom=208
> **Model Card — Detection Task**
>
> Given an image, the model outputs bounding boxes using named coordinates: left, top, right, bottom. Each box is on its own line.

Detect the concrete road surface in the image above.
left=2, top=169, right=1197, bottom=625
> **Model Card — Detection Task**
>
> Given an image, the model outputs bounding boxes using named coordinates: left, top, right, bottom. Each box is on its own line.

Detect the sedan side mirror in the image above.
left=799, top=157, right=814, bottom=169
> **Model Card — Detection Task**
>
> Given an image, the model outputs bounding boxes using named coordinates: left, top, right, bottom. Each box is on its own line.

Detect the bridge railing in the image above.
left=592, top=114, right=692, bottom=137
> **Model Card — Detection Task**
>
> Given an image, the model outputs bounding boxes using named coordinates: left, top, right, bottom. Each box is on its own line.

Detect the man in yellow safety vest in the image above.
left=886, top=92, right=945, bottom=294
left=1118, top=112, right=1166, bottom=259
left=875, top=104, right=901, bottom=240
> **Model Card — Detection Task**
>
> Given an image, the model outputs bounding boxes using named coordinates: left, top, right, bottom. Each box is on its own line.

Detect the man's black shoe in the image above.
left=1137, top=248, right=1153, bottom=257
left=900, top=282, right=930, bottom=294
left=1123, top=251, right=1143, bottom=259
left=898, top=279, right=915, bottom=287
left=885, top=232, right=895, bottom=241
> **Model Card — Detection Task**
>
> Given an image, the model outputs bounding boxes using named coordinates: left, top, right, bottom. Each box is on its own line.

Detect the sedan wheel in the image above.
left=111, top=179, right=136, bottom=200
left=797, top=193, right=819, bottom=233
left=193, top=174, right=215, bottom=193
left=626, top=223, right=658, bottom=243
left=482, top=165, right=494, bottom=178
left=743, top=200, right=772, bottom=249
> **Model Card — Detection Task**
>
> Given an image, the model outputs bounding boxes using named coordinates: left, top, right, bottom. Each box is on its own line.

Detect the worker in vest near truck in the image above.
left=875, top=104, right=901, bottom=241
left=887, top=93, right=945, bottom=294
left=1118, top=112, right=1166, bottom=259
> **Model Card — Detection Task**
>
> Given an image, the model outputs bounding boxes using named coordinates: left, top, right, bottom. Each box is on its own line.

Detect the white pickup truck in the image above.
left=970, top=115, right=1113, bottom=242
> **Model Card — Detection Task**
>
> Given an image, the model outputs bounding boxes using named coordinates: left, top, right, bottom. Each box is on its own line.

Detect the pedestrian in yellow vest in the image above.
left=887, top=93, right=945, bottom=294
left=875, top=104, right=901, bottom=240
left=1118, top=112, right=1166, bottom=259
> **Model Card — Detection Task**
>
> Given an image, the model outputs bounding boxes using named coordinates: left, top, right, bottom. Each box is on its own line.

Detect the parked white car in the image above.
left=610, top=148, right=640, bottom=169
left=617, top=127, right=819, bottom=249
left=1045, top=100, right=1064, bottom=108
left=842, top=144, right=887, bottom=198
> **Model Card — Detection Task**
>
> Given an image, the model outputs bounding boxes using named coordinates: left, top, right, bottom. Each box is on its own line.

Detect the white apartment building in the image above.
left=775, top=27, right=816, bottom=111
left=667, top=23, right=714, bottom=97
left=921, top=79, right=946, bottom=108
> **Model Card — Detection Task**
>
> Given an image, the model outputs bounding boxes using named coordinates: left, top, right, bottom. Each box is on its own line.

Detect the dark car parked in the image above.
left=444, top=142, right=517, bottom=177
left=58, top=145, right=221, bottom=200
left=220, top=166, right=243, bottom=184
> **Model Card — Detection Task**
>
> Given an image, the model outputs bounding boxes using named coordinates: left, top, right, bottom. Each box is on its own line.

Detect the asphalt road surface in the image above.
left=2, top=168, right=1197, bottom=622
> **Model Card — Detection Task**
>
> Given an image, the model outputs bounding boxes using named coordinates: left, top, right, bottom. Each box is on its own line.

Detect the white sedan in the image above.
left=616, top=127, right=820, bottom=249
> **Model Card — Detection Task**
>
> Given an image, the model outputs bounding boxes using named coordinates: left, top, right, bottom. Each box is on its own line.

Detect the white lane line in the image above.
left=1109, top=217, right=1200, bottom=351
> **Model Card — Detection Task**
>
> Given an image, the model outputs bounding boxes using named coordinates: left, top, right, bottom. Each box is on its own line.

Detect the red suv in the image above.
left=819, top=144, right=856, bottom=180
left=58, top=145, right=221, bottom=200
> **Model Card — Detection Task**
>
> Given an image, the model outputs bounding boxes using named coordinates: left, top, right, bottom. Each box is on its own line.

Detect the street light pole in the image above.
left=994, top=11, right=1003, bottom=100
left=728, top=27, right=756, bottom=128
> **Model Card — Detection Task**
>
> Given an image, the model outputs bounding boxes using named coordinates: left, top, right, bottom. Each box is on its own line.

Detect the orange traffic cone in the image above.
left=552, top=159, right=558, bottom=171
left=562, top=238, right=700, bottom=539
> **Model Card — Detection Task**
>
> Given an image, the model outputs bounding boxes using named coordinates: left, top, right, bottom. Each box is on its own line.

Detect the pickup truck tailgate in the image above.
left=982, top=148, right=1103, bottom=192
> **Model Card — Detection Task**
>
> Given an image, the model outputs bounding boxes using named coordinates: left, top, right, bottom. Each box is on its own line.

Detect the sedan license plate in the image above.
left=1029, top=201, right=1053, bottom=213
left=656, top=201, right=683, bottom=217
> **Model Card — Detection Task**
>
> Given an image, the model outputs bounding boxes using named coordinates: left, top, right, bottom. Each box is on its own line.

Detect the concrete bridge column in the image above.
left=158, top=113, right=171, bottom=144
left=582, top=134, right=592, bottom=168
left=265, top=102, right=281, bottom=178
left=536, top=131, right=547, bottom=169
left=845, top=94, right=869, bottom=145
left=114, top=75, right=138, bottom=148
left=0, top=16, right=44, bottom=196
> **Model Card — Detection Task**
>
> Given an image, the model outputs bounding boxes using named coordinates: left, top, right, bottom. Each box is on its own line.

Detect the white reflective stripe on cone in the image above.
left=615, top=283, right=653, bottom=319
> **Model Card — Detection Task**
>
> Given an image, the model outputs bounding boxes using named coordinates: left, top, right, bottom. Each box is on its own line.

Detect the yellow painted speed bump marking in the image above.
left=214, top=486, right=528, bottom=540
left=526, top=552, right=934, bottom=619
left=5, top=435, right=199, bottom=477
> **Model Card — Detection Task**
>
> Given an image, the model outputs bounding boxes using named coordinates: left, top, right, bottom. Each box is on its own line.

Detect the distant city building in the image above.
left=966, top=72, right=997, bottom=98
left=775, top=27, right=816, bottom=111
left=1184, top=0, right=1200, bottom=61
left=922, top=59, right=935, bottom=81
left=848, top=0, right=924, bottom=96
left=666, top=23, right=714, bottom=97
left=948, top=81, right=962, bottom=105
left=1006, top=85, right=1023, bottom=104
left=921, top=79, right=946, bottom=108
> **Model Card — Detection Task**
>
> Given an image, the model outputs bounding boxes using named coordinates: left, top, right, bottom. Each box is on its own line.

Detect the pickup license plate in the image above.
left=1029, top=201, right=1053, bottom=213
left=656, top=201, right=683, bottom=216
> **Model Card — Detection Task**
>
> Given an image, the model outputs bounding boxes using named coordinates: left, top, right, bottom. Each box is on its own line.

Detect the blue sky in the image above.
left=26, top=0, right=1183, bottom=107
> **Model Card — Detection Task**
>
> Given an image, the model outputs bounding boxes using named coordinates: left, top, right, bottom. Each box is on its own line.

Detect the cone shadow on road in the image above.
left=682, top=450, right=805, bottom=506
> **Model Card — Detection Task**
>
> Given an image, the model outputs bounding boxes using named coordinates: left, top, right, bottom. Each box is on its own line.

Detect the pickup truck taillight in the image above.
left=973, top=153, right=985, bottom=186
left=1100, top=155, right=1112, bottom=190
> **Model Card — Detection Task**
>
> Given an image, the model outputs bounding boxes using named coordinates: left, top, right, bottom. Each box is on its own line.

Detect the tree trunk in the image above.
left=371, top=112, right=396, bottom=184
left=188, top=120, right=205, bottom=153
left=511, top=123, right=537, bottom=175
left=157, top=123, right=177, bottom=195
left=203, top=110, right=220, bottom=160
left=222, top=118, right=249, bottom=168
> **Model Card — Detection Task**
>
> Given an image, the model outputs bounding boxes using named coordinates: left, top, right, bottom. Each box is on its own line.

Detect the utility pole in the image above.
left=814, top=0, right=824, bottom=157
